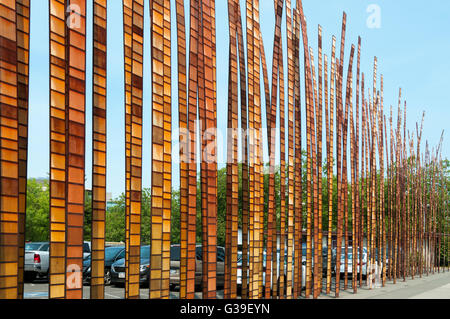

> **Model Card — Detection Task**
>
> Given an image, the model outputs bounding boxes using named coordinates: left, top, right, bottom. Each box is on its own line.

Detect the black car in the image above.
left=110, top=245, right=151, bottom=286
left=321, top=246, right=337, bottom=275
left=83, top=246, right=125, bottom=285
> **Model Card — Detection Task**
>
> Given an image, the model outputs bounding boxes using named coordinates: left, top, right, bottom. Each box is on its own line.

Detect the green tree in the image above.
left=105, top=194, right=125, bottom=243
left=84, top=189, right=92, bottom=240
left=25, top=179, right=49, bottom=242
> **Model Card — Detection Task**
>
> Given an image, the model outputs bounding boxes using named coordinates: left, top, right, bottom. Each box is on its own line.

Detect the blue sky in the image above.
left=27, top=0, right=450, bottom=198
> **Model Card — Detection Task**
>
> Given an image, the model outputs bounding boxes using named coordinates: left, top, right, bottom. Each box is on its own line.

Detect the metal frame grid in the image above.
left=64, top=0, right=86, bottom=300
left=48, top=0, right=68, bottom=299
left=149, top=0, right=172, bottom=300
left=122, top=0, right=132, bottom=299
left=0, top=0, right=19, bottom=299
left=0, top=0, right=449, bottom=301
left=126, top=0, right=144, bottom=299
left=90, top=0, right=107, bottom=299
left=15, top=0, right=30, bottom=299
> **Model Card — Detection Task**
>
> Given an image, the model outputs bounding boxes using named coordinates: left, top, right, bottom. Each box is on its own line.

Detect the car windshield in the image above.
left=140, top=246, right=150, bottom=259
left=171, top=246, right=181, bottom=261
left=105, top=247, right=124, bottom=260
left=25, top=243, right=43, bottom=251
left=195, top=247, right=226, bottom=262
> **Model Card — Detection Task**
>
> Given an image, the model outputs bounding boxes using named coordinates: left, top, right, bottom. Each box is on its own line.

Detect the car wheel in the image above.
left=24, top=272, right=37, bottom=283
left=104, top=270, right=112, bottom=286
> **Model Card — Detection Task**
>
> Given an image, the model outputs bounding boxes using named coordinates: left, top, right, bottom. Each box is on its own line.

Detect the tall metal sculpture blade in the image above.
left=91, top=0, right=107, bottom=299
left=325, top=36, right=336, bottom=295
left=64, top=0, right=87, bottom=299
left=199, top=0, right=218, bottom=299
left=1, top=0, right=450, bottom=301
left=150, top=0, right=172, bottom=300
left=308, top=45, right=319, bottom=299
left=245, top=0, right=255, bottom=299
left=175, top=0, right=189, bottom=300
left=122, top=0, right=132, bottom=299
left=351, top=37, right=361, bottom=293
left=236, top=0, right=249, bottom=300
left=342, top=44, right=354, bottom=292
left=378, top=76, right=386, bottom=287
left=316, top=25, right=324, bottom=296
left=251, top=0, right=264, bottom=299
left=48, top=0, right=68, bottom=299
left=258, top=23, right=273, bottom=300
left=15, top=0, right=30, bottom=299
left=277, top=18, right=286, bottom=301
left=335, top=12, right=347, bottom=297
left=184, top=0, right=200, bottom=299
left=293, top=7, right=303, bottom=299
left=266, top=0, right=284, bottom=299
left=285, top=0, right=295, bottom=300
left=0, top=0, right=19, bottom=299
left=225, top=0, right=240, bottom=300
left=298, top=0, right=314, bottom=298
left=126, top=0, right=144, bottom=299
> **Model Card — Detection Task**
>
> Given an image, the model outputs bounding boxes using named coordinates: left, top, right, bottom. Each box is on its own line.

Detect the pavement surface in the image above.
left=23, top=270, right=450, bottom=299
left=23, top=279, right=223, bottom=299
left=325, top=270, right=450, bottom=299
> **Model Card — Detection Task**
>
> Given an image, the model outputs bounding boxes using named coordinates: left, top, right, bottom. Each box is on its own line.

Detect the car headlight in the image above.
left=140, top=265, right=149, bottom=272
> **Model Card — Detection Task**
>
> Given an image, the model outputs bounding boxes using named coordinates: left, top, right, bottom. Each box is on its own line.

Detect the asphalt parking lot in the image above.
left=24, top=270, right=450, bottom=299
left=24, top=278, right=224, bottom=299
left=21, top=277, right=356, bottom=299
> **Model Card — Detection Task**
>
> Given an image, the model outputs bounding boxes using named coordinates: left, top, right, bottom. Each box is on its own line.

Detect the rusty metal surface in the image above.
left=292, top=7, right=302, bottom=299
left=224, top=0, right=239, bottom=300
left=245, top=0, right=255, bottom=299
left=122, top=0, right=132, bottom=299
left=64, top=0, right=86, bottom=300
left=175, top=0, right=189, bottom=300
left=285, top=0, right=295, bottom=299
left=15, top=0, right=30, bottom=299
left=0, top=0, right=19, bottom=299
left=126, top=0, right=144, bottom=300
left=150, top=0, right=171, bottom=300
left=199, top=0, right=218, bottom=299
left=184, top=0, right=200, bottom=299
left=325, top=36, right=336, bottom=295
left=91, top=0, right=107, bottom=299
left=236, top=0, right=249, bottom=300
left=48, top=0, right=68, bottom=299
left=0, top=0, right=449, bottom=301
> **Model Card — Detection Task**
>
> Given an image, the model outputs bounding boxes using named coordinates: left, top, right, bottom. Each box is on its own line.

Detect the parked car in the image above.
left=24, top=242, right=49, bottom=281
left=24, top=241, right=91, bottom=282
left=237, top=244, right=310, bottom=292
left=169, top=244, right=225, bottom=290
left=82, top=246, right=125, bottom=285
left=315, top=246, right=337, bottom=275
left=25, top=242, right=48, bottom=252
left=110, top=245, right=151, bottom=286
left=334, top=247, right=371, bottom=277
